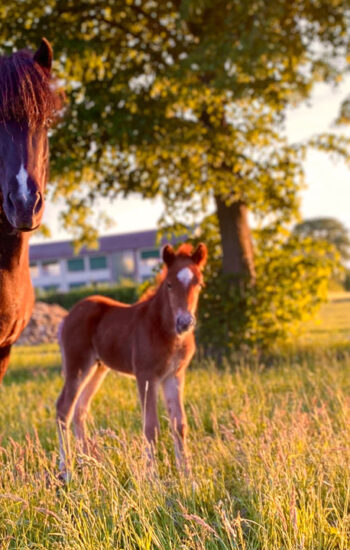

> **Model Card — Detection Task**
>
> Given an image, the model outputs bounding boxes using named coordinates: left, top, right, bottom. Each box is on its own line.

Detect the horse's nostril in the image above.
left=176, top=315, right=195, bottom=334
left=33, top=191, right=43, bottom=215
left=7, top=192, right=15, bottom=210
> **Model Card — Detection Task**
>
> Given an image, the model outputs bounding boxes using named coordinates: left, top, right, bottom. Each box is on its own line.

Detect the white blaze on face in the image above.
left=177, top=267, right=193, bottom=287
left=16, top=163, right=29, bottom=202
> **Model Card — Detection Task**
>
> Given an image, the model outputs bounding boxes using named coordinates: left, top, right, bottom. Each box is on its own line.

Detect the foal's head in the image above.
left=0, top=39, right=62, bottom=231
left=162, top=243, right=208, bottom=335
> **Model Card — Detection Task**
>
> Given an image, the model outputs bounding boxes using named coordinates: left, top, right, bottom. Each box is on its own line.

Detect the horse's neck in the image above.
left=0, top=226, right=33, bottom=345
left=0, top=228, right=30, bottom=273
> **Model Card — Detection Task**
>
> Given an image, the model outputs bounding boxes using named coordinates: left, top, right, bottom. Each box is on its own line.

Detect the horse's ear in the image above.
left=192, top=243, right=208, bottom=269
left=162, top=244, right=176, bottom=267
left=34, top=38, right=53, bottom=71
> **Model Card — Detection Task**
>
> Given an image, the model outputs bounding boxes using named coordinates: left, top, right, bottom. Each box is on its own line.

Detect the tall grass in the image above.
left=0, top=341, right=350, bottom=548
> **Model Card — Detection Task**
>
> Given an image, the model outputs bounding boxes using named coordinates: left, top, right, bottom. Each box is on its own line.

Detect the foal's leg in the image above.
left=0, top=345, right=11, bottom=384
left=162, top=373, right=189, bottom=472
left=73, top=363, right=108, bottom=453
left=137, top=375, right=160, bottom=464
left=56, top=359, right=97, bottom=479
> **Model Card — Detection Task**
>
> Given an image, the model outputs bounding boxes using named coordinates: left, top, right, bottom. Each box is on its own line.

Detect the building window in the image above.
left=140, top=248, right=161, bottom=271
left=30, top=262, right=39, bottom=278
left=112, top=251, right=135, bottom=280
left=122, top=251, right=135, bottom=275
left=141, top=249, right=160, bottom=260
left=89, top=256, right=107, bottom=270
left=42, top=260, right=60, bottom=276
left=67, top=258, right=85, bottom=272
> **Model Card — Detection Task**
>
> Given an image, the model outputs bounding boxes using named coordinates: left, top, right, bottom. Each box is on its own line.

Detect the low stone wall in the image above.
left=16, top=301, right=68, bottom=346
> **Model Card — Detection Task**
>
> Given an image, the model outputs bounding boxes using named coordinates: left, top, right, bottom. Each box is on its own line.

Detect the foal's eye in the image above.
left=167, top=282, right=172, bottom=290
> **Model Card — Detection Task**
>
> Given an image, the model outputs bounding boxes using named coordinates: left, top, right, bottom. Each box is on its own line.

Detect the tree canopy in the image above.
left=0, top=1, right=349, bottom=241
left=1, top=1, right=349, bottom=350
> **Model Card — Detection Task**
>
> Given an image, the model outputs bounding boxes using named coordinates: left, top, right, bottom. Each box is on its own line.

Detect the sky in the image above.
left=286, top=77, right=350, bottom=230
left=33, top=77, right=350, bottom=244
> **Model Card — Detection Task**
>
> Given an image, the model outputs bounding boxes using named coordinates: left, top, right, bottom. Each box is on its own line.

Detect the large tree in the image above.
left=1, top=1, right=349, bottom=286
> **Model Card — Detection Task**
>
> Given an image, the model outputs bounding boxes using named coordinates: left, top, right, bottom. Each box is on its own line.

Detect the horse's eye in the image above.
left=167, top=282, right=172, bottom=290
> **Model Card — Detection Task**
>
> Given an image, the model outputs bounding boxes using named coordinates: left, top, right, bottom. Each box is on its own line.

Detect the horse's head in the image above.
left=0, top=39, right=60, bottom=232
left=162, top=243, right=208, bottom=335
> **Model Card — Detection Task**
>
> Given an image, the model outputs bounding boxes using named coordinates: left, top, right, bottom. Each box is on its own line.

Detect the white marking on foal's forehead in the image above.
left=16, top=163, right=29, bottom=202
left=177, top=267, right=193, bottom=287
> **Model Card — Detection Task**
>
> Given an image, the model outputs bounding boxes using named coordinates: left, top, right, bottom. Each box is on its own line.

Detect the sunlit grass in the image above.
left=298, top=291, right=350, bottom=348
left=0, top=295, right=349, bottom=548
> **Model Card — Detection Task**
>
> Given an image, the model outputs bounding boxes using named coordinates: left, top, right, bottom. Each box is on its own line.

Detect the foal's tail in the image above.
left=57, top=319, right=65, bottom=347
left=57, top=319, right=66, bottom=377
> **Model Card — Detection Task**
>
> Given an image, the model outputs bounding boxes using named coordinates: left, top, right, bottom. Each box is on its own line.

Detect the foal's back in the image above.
left=60, top=294, right=181, bottom=377
left=61, top=295, right=137, bottom=375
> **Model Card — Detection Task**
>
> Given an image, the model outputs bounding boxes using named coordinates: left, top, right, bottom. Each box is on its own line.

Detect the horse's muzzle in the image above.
left=4, top=190, right=43, bottom=231
left=176, top=312, right=195, bottom=335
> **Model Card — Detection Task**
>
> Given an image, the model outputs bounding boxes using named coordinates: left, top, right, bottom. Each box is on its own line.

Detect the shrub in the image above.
left=195, top=216, right=340, bottom=355
left=344, top=270, right=350, bottom=291
left=38, top=281, right=139, bottom=310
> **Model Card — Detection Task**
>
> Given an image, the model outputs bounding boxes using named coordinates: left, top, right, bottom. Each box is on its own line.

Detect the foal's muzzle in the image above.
left=176, top=312, right=195, bottom=335
left=4, top=189, right=43, bottom=231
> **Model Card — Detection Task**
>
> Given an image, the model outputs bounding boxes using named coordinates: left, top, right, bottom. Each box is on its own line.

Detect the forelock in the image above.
left=0, top=49, right=63, bottom=127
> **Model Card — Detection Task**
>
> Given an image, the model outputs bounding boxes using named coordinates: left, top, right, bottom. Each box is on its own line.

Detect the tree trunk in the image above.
left=214, top=195, right=256, bottom=284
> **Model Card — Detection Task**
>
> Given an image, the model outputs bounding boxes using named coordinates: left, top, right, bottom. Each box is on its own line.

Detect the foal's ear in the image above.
left=192, top=243, right=208, bottom=269
left=34, top=38, right=53, bottom=71
left=162, top=244, right=176, bottom=267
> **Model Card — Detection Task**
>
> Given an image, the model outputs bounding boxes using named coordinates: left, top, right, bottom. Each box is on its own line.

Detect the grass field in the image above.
left=299, top=292, right=350, bottom=348
left=1, top=294, right=350, bottom=549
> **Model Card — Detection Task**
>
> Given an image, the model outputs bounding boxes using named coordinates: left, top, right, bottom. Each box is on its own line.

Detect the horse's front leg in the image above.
left=137, top=375, right=160, bottom=465
left=162, top=373, right=189, bottom=473
left=0, top=345, right=11, bottom=384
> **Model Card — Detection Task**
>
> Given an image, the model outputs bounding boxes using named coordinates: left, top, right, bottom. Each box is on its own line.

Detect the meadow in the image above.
left=1, top=295, right=350, bottom=549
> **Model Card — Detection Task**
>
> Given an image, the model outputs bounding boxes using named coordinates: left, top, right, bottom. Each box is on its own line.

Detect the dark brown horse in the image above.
left=0, top=39, right=62, bottom=382
left=57, top=243, right=208, bottom=479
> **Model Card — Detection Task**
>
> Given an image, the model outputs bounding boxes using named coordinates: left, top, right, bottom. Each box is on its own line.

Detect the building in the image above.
left=29, top=229, right=166, bottom=292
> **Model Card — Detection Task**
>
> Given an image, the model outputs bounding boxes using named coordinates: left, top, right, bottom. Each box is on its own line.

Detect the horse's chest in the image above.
left=0, top=293, right=34, bottom=346
left=0, top=312, right=29, bottom=346
left=162, top=344, right=186, bottom=379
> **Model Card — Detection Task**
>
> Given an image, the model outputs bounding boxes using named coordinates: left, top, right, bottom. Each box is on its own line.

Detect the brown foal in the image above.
left=56, top=242, right=208, bottom=479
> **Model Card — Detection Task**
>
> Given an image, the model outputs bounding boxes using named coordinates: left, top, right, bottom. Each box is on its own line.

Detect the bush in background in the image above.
left=195, top=216, right=340, bottom=356
left=37, top=280, right=139, bottom=310
left=344, top=270, right=350, bottom=291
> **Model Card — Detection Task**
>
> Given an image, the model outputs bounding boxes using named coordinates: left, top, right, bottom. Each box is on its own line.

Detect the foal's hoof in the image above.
left=43, top=469, right=63, bottom=489
left=57, top=469, right=72, bottom=485
left=177, top=460, right=191, bottom=479
left=190, top=479, right=199, bottom=493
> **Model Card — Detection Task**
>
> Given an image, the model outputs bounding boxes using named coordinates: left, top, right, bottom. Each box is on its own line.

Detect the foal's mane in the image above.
left=0, top=49, right=63, bottom=127
left=138, top=243, right=194, bottom=303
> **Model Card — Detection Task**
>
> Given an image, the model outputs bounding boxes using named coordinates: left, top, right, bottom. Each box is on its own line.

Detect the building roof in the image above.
left=29, top=229, right=161, bottom=262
